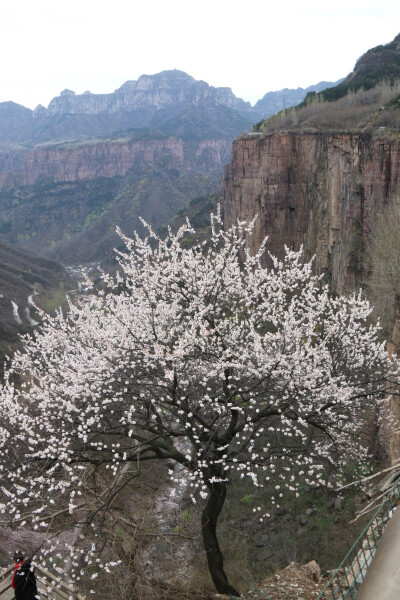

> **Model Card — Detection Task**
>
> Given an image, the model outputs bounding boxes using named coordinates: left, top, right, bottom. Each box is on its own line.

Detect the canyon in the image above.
left=1, top=38, right=400, bottom=598
left=0, top=71, right=256, bottom=261
left=0, top=70, right=338, bottom=263
left=0, top=137, right=228, bottom=261
left=0, top=137, right=231, bottom=188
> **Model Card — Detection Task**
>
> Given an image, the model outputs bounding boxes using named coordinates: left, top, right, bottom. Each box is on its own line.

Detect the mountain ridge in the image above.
left=0, top=70, right=339, bottom=263
left=0, top=71, right=340, bottom=149
left=46, top=70, right=254, bottom=116
left=253, top=80, right=342, bottom=119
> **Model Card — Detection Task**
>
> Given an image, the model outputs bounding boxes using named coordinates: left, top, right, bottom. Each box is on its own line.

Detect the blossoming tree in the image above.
left=0, top=212, right=398, bottom=597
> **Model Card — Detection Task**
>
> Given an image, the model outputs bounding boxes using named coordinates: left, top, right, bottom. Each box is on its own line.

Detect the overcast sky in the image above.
left=1, top=0, right=399, bottom=109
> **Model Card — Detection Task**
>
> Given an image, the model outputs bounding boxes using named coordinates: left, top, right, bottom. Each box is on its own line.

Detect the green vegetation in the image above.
left=386, top=92, right=400, bottom=109
left=214, top=467, right=371, bottom=583
left=254, top=82, right=400, bottom=134
left=0, top=162, right=222, bottom=263
left=254, top=35, right=400, bottom=135
left=303, top=37, right=400, bottom=105
left=35, top=284, right=69, bottom=315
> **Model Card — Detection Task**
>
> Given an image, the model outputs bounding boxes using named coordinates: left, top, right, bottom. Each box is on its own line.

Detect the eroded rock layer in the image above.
left=223, top=132, right=400, bottom=293
left=0, top=138, right=230, bottom=261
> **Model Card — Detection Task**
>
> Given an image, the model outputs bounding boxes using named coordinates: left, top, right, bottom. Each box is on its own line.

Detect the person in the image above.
left=11, top=551, right=38, bottom=600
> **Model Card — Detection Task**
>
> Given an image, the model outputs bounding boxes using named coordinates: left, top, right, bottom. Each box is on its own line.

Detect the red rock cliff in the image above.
left=0, top=137, right=231, bottom=190
left=223, top=132, right=400, bottom=293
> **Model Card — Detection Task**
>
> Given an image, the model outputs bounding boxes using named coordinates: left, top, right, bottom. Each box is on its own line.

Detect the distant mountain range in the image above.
left=0, top=71, right=339, bottom=149
left=0, top=71, right=338, bottom=264
left=253, top=80, right=343, bottom=121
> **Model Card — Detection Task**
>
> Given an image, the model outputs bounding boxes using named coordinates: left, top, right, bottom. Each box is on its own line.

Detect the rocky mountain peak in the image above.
left=33, top=104, right=46, bottom=117
left=116, top=69, right=196, bottom=93
left=46, top=70, right=253, bottom=116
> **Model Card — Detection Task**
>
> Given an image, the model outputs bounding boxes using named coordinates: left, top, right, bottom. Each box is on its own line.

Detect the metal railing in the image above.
left=0, top=564, right=84, bottom=600
left=316, top=480, right=400, bottom=600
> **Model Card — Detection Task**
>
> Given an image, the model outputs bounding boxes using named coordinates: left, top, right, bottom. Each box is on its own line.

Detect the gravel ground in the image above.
left=243, top=562, right=327, bottom=600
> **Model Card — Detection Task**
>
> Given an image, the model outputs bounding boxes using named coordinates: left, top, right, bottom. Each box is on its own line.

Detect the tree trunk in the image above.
left=201, top=480, right=240, bottom=597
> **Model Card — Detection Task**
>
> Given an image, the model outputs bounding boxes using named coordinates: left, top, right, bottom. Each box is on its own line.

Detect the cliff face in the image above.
left=0, top=137, right=230, bottom=189
left=223, top=132, right=400, bottom=293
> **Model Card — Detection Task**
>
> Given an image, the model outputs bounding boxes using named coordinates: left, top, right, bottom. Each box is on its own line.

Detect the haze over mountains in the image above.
left=0, top=71, right=339, bottom=148
left=0, top=71, right=338, bottom=264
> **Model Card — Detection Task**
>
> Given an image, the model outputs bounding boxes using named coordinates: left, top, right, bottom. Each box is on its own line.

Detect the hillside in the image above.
left=253, top=80, right=342, bottom=119
left=255, top=34, right=400, bottom=134
left=0, top=139, right=228, bottom=262
left=0, top=240, right=69, bottom=354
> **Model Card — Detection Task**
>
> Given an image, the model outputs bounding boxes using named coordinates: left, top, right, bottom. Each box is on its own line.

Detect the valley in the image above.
left=0, top=71, right=338, bottom=264
left=1, top=32, right=400, bottom=600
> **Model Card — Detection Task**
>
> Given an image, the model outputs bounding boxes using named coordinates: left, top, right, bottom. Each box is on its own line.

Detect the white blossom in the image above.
left=0, top=212, right=397, bottom=589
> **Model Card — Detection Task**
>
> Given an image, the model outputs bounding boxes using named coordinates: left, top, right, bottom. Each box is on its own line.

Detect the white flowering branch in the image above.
left=0, top=212, right=398, bottom=597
